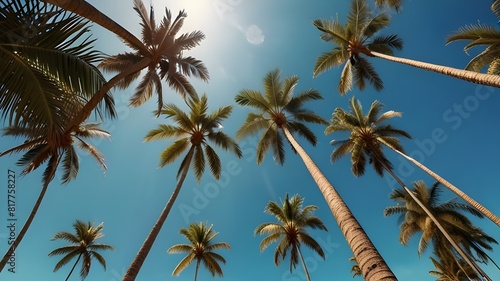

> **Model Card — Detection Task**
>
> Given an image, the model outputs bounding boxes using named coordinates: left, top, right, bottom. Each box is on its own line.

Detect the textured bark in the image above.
left=297, top=246, right=311, bottom=281
left=390, top=147, right=500, bottom=228
left=370, top=51, right=500, bottom=88
left=40, top=0, right=147, bottom=53
left=282, top=126, right=397, bottom=281
left=122, top=149, right=194, bottom=281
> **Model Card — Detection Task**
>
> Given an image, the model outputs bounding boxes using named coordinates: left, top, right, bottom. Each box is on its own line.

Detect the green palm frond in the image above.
left=363, top=13, right=391, bottom=39
left=204, top=144, right=221, bottom=180
left=192, top=145, right=205, bottom=182
left=353, top=56, right=383, bottom=91
left=144, top=124, right=185, bottom=141
left=339, top=61, right=353, bottom=94
left=465, top=45, right=500, bottom=72
left=159, top=138, right=190, bottom=167
left=368, top=34, right=403, bottom=54
left=313, top=49, right=349, bottom=78
left=236, top=113, right=269, bottom=140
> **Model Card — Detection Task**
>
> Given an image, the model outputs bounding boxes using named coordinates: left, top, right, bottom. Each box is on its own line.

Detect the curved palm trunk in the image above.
left=122, top=148, right=194, bottom=281
left=387, top=146, right=500, bottom=227
left=378, top=157, right=491, bottom=281
left=194, top=259, right=200, bottom=281
left=369, top=51, right=500, bottom=89
left=297, top=246, right=311, bottom=281
left=281, top=126, right=397, bottom=281
left=39, top=0, right=147, bottom=53
left=0, top=153, right=60, bottom=272
left=65, top=253, right=82, bottom=281
left=65, top=58, right=151, bottom=134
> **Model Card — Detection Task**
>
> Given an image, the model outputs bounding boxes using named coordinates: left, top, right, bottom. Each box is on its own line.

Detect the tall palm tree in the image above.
left=41, top=0, right=209, bottom=133
left=235, top=68, right=397, bottom=281
left=384, top=181, right=497, bottom=279
left=48, top=220, right=114, bottom=281
left=313, top=0, right=500, bottom=95
left=167, top=222, right=230, bottom=281
left=325, top=97, right=494, bottom=280
left=123, top=93, right=242, bottom=280
left=255, top=193, right=327, bottom=281
left=446, top=1, right=500, bottom=75
left=0, top=123, right=111, bottom=271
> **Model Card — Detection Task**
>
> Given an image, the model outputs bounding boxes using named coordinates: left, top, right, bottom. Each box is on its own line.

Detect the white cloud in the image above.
left=246, top=24, right=264, bottom=45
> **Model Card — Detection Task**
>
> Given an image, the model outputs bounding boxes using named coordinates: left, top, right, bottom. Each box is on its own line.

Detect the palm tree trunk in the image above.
left=387, top=146, right=500, bottom=227
left=369, top=51, right=500, bottom=88
left=122, top=148, right=194, bottom=281
left=194, top=259, right=200, bottom=281
left=281, top=126, right=398, bottom=281
left=65, top=253, right=82, bottom=281
left=39, top=0, right=148, bottom=53
left=65, top=58, right=151, bottom=134
left=297, top=246, right=311, bottom=281
left=378, top=157, right=491, bottom=281
left=0, top=179, right=54, bottom=271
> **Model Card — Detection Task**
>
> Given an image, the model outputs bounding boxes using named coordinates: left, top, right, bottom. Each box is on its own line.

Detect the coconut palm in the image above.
left=41, top=0, right=209, bottom=133
left=255, top=194, right=327, bottom=281
left=48, top=220, right=114, bottom=280
left=0, top=0, right=115, bottom=132
left=167, top=222, right=230, bottom=281
left=384, top=181, right=497, bottom=279
left=326, top=97, right=493, bottom=280
left=313, top=0, right=500, bottom=95
left=446, top=1, right=500, bottom=75
left=123, top=93, right=242, bottom=280
left=235, top=68, right=397, bottom=281
left=0, top=123, right=110, bottom=271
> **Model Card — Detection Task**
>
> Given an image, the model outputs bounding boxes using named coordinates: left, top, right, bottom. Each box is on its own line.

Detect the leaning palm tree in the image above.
left=48, top=220, right=114, bottom=280
left=446, top=1, right=500, bottom=75
left=326, top=97, right=493, bottom=280
left=255, top=193, right=327, bottom=281
left=235, top=68, right=397, bottom=281
left=123, top=93, right=242, bottom=280
left=384, top=181, right=497, bottom=279
left=313, top=0, right=500, bottom=95
left=41, top=0, right=209, bottom=133
left=0, top=123, right=111, bottom=271
left=167, top=222, right=230, bottom=281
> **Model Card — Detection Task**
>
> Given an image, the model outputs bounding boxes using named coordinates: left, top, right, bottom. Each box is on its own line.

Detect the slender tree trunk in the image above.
left=122, top=148, right=194, bottom=281
left=0, top=181, right=50, bottom=271
left=281, top=126, right=398, bottom=281
left=369, top=51, right=500, bottom=88
left=388, top=146, right=500, bottom=227
left=39, top=0, right=148, bottom=54
left=65, top=58, right=151, bottom=134
left=194, top=259, right=200, bottom=281
left=65, top=253, right=82, bottom=281
left=379, top=160, right=491, bottom=281
left=297, top=246, right=311, bottom=281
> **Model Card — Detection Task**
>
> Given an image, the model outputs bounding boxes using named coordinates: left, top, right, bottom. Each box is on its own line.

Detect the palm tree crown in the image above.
left=255, top=193, right=327, bottom=279
left=235, top=68, right=328, bottom=165
left=313, top=0, right=403, bottom=94
left=384, top=181, right=498, bottom=265
left=167, top=222, right=230, bottom=280
left=48, top=220, right=114, bottom=280
left=325, top=96, right=411, bottom=176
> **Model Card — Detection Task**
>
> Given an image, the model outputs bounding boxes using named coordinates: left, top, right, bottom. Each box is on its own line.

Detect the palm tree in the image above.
left=122, top=93, right=242, bottom=280
left=167, top=222, right=230, bottom=281
left=41, top=0, right=209, bottom=133
left=384, top=181, right=497, bottom=279
left=0, top=123, right=111, bottom=271
left=325, top=97, right=494, bottom=280
left=48, top=220, right=114, bottom=280
left=0, top=0, right=115, bottom=132
left=313, top=0, right=500, bottom=95
left=446, top=2, right=500, bottom=75
left=255, top=194, right=327, bottom=281
left=235, top=68, right=397, bottom=281
left=429, top=255, right=479, bottom=281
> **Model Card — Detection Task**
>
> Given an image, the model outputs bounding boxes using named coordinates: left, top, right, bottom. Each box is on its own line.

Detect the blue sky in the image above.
left=1, top=0, right=500, bottom=280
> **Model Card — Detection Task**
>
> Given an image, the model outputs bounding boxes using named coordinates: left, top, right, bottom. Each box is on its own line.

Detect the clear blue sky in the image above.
left=1, top=0, right=500, bottom=280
